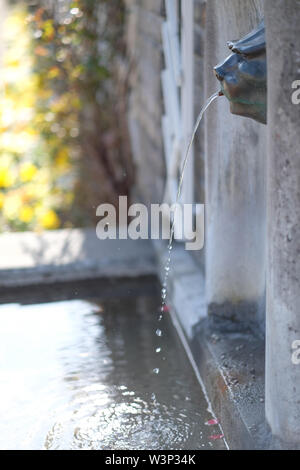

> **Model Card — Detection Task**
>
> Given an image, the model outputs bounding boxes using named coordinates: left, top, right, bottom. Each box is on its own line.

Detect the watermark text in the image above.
left=96, top=196, right=204, bottom=251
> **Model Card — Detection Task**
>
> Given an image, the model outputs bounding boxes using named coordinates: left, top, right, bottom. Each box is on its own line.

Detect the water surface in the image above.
left=0, top=291, right=225, bottom=450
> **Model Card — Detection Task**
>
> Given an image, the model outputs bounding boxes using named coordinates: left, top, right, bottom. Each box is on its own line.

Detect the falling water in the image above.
left=154, top=91, right=222, bottom=370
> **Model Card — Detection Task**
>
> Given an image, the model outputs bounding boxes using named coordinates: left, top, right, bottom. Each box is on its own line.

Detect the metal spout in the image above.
left=213, top=21, right=267, bottom=124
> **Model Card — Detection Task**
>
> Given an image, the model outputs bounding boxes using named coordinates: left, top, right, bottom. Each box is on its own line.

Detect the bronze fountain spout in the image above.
left=214, top=20, right=267, bottom=124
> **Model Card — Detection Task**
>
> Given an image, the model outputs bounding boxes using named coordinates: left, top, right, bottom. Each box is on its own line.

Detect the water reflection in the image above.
left=0, top=294, right=225, bottom=450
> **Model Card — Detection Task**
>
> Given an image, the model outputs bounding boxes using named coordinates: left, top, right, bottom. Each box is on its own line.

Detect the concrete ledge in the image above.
left=191, top=317, right=270, bottom=450
left=0, top=228, right=157, bottom=287
left=0, top=275, right=158, bottom=305
left=190, top=317, right=300, bottom=450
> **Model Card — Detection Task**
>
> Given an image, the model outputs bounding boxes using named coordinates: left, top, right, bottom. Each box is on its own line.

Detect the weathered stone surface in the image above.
left=138, top=7, right=163, bottom=44
left=0, top=229, right=157, bottom=287
left=264, top=0, right=300, bottom=443
left=140, top=0, right=162, bottom=16
left=126, top=0, right=164, bottom=207
left=194, top=0, right=206, bottom=27
left=204, top=0, right=266, bottom=327
left=126, top=0, right=207, bottom=209
left=194, top=25, right=205, bottom=59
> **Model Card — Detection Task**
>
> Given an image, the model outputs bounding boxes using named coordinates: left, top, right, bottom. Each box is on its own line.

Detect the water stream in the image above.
left=155, top=92, right=222, bottom=358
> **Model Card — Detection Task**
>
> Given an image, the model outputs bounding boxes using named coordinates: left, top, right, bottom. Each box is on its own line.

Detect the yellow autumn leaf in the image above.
left=0, top=167, right=14, bottom=188
left=4, top=58, right=20, bottom=68
left=19, top=205, right=34, bottom=223
left=70, top=65, right=83, bottom=80
left=55, top=147, right=69, bottom=167
left=20, top=162, right=38, bottom=182
left=43, top=20, right=55, bottom=40
left=48, top=66, right=60, bottom=79
left=38, top=209, right=60, bottom=230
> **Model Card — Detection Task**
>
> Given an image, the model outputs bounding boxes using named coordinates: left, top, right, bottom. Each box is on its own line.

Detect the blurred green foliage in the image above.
left=0, top=0, right=131, bottom=232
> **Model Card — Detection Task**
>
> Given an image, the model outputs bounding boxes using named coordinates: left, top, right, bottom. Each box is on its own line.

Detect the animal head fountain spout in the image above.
left=214, top=20, right=267, bottom=124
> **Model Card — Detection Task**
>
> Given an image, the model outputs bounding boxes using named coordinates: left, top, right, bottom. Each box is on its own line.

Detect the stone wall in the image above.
left=193, top=0, right=207, bottom=205
left=264, top=0, right=300, bottom=443
left=204, top=0, right=266, bottom=329
left=125, top=0, right=207, bottom=206
left=125, top=0, right=165, bottom=205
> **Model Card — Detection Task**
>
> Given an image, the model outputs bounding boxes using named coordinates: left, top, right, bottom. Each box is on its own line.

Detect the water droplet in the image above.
left=153, top=368, right=160, bottom=375
left=156, top=329, right=162, bottom=337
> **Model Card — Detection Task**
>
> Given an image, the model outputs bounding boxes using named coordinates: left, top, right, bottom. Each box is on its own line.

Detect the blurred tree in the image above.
left=0, top=0, right=133, bottom=231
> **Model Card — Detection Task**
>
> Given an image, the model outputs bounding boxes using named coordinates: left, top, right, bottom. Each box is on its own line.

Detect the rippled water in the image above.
left=0, top=290, right=225, bottom=450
